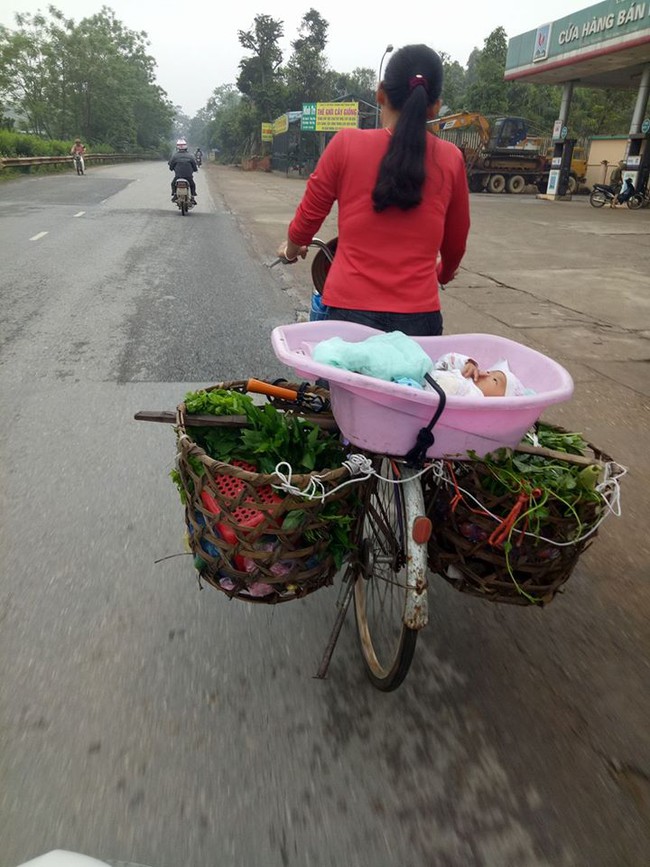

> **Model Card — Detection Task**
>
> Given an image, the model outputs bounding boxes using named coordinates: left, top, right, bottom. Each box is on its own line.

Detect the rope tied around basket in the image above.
left=270, top=453, right=439, bottom=500
left=271, top=453, right=375, bottom=500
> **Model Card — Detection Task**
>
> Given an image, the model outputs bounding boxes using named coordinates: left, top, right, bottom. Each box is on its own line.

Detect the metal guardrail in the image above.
left=0, top=153, right=156, bottom=169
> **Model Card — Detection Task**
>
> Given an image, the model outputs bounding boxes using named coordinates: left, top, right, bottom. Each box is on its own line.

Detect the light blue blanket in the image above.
left=313, top=331, right=432, bottom=383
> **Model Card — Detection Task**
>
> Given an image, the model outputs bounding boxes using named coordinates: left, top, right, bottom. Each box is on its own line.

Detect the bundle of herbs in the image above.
left=469, top=423, right=604, bottom=541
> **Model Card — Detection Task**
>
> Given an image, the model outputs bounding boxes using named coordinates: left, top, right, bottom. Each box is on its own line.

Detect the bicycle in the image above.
left=137, top=251, right=620, bottom=691
left=270, top=316, right=582, bottom=689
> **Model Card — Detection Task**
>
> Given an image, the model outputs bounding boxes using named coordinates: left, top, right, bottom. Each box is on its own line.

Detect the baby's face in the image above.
left=476, top=370, right=507, bottom=397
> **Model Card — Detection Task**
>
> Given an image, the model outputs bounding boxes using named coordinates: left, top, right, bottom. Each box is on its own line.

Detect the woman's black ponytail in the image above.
left=372, top=45, right=443, bottom=212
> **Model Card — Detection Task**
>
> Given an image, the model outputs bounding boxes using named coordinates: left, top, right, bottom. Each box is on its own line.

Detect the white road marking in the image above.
left=73, top=211, right=85, bottom=218
left=29, top=231, right=48, bottom=241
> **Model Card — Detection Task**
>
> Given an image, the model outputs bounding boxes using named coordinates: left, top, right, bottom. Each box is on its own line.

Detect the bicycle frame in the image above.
left=389, top=463, right=429, bottom=630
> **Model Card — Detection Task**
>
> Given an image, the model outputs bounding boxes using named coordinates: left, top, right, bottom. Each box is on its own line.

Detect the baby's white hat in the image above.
left=489, top=359, right=530, bottom=397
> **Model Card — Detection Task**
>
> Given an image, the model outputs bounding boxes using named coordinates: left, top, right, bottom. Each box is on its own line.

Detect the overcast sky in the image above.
left=0, top=0, right=595, bottom=116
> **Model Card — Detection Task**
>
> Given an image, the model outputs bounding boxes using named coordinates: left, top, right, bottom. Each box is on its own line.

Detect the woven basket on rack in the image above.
left=175, top=380, right=355, bottom=604
left=424, top=434, right=613, bottom=606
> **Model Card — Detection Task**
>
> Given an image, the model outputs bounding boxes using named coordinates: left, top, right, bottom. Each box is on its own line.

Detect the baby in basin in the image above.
left=424, top=352, right=532, bottom=397
left=312, top=332, right=533, bottom=397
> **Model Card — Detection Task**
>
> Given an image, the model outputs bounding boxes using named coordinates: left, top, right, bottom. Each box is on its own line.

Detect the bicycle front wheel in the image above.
left=353, top=458, right=425, bottom=691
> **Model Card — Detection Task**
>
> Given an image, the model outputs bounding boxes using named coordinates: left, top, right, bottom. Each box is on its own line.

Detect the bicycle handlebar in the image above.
left=268, top=237, right=333, bottom=269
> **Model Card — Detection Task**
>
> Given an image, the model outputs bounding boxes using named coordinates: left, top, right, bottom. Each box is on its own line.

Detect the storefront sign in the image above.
left=261, top=123, right=273, bottom=142
left=507, top=1, right=650, bottom=72
left=533, top=23, right=552, bottom=61
left=272, top=114, right=289, bottom=136
left=301, top=102, right=358, bottom=132
left=301, top=103, right=317, bottom=131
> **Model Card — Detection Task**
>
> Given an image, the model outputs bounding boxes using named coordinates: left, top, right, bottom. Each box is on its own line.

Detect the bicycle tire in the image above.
left=353, top=457, right=423, bottom=691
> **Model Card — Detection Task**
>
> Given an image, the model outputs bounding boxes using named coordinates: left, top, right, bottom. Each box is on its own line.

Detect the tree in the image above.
left=570, top=87, right=636, bottom=137
left=0, top=12, right=58, bottom=135
left=190, top=84, right=249, bottom=162
left=236, top=14, right=285, bottom=121
left=439, top=52, right=467, bottom=113
left=285, top=9, right=330, bottom=107
left=0, top=6, right=173, bottom=148
left=172, top=106, right=192, bottom=140
left=465, top=27, right=509, bottom=115
left=327, top=67, right=375, bottom=104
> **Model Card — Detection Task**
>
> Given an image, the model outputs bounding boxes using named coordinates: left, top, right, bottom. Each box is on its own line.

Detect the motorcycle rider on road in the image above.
left=169, top=139, right=198, bottom=204
left=70, top=137, right=86, bottom=173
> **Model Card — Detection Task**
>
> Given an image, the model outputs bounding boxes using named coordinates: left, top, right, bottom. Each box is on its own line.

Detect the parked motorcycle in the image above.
left=172, top=178, right=195, bottom=215
left=627, top=185, right=650, bottom=209
left=589, top=178, right=635, bottom=208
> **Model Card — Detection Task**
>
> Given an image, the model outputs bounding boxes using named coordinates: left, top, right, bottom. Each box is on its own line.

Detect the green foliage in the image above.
left=0, top=129, right=67, bottom=155
left=327, top=67, right=376, bottom=104
left=464, top=27, right=510, bottom=115
left=285, top=9, right=330, bottom=107
left=236, top=14, right=286, bottom=121
left=470, top=424, right=602, bottom=534
left=0, top=6, right=173, bottom=149
left=182, top=387, right=348, bottom=475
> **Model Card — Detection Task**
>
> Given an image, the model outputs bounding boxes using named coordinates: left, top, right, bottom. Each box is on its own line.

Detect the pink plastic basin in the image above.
left=271, top=321, right=574, bottom=459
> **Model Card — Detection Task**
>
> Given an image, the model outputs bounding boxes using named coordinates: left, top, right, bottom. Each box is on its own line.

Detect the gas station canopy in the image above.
left=505, top=0, right=650, bottom=89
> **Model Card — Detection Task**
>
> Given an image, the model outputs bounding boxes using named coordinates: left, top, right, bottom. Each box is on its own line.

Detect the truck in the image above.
left=427, top=113, right=587, bottom=194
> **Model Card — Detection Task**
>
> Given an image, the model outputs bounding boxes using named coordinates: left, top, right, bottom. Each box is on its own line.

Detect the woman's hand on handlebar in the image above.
left=277, top=239, right=308, bottom=263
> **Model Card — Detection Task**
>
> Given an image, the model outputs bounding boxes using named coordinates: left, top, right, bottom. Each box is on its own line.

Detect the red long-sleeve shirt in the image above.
left=288, top=127, right=470, bottom=313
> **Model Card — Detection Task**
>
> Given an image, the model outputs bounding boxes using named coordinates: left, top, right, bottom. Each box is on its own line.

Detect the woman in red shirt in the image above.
left=279, top=44, right=470, bottom=336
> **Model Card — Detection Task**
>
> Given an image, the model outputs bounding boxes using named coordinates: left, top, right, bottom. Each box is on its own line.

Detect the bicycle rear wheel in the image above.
left=353, top=458, right=424, bottom=691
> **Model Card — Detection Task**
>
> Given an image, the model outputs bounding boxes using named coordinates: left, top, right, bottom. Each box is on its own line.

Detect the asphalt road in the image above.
left=1, top=161, right=649, bottom=867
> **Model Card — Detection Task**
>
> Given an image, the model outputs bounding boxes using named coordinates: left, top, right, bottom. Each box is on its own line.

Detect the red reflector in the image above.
left=412, top=516, right=432, bottom=545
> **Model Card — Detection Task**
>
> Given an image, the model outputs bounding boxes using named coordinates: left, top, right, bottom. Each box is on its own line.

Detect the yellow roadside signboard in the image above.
left=314, top=102, right=358, bottom=131
left=272, top=114, right=289, bottom=136
left=261, top=123, right=273, bottom=142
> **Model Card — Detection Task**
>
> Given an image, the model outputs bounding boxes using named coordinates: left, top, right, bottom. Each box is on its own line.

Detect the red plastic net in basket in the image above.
left=199, top=460, right=282, bottom=571
left=201, top=460, right=282, bottom=528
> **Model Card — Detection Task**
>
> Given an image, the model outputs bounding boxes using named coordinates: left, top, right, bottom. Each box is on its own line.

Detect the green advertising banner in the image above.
left=506, top=0, right=650, bottom=71
left=301, top=103, right=317, bottom=131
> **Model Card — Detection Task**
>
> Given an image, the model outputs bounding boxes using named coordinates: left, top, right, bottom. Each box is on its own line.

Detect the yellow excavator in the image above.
left=427, top=112, right=586, bottom=194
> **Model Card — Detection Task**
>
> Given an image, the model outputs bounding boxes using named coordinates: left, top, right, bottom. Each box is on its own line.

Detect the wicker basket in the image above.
left=424, top=434, right=613, bottom=606
left=175, top=380, right=355, bottom=604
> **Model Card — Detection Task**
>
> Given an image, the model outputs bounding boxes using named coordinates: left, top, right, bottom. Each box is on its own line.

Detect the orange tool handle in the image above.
left=246, top=379, right=299, bottom=402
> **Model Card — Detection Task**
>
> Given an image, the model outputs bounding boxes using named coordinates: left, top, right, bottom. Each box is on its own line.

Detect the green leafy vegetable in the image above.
left=183, top=387, right=347, bottom=475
